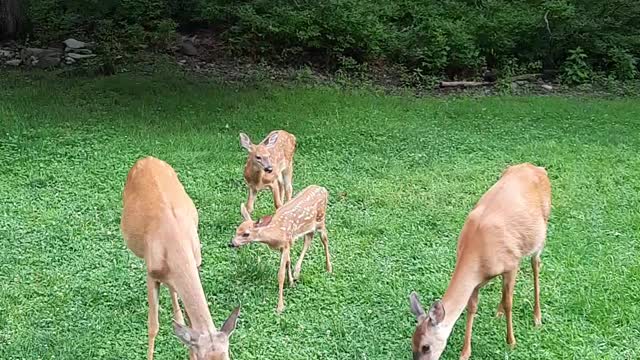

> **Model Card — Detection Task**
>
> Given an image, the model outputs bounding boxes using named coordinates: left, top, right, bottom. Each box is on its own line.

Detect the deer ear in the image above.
left=240, top=203, right=252, bottom=221
left=409, top=291, right=426, bottom=319
left=264, top=132, right=279, bottom=147
left=221, top=306, right=240, bottom=336
left=240, top=133, right=253, bottom=151
left=173, top=321, right=199, bottom=348
left=428, top=300, right=446, bottom=326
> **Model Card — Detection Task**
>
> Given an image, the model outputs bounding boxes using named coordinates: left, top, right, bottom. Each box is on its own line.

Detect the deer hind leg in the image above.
left=286, top=248, right=294, bottom=287
left=501, top=269, right=518, bottom=348
left=146, top=275, right=160, bottom=360
left=271, top=183, right=283, bottom=209
left=532, top=254, right=542, bottom=326
left=294, top=233, right=314, bottom=280
left=460, top=286, right=480, bottom=360
left=276, top=248, right=290, bottom=313
left=318, top=225, right=332, bottom=273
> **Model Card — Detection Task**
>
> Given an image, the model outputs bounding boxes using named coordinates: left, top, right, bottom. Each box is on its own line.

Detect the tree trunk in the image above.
left=0, top=0, right=22, bottom=39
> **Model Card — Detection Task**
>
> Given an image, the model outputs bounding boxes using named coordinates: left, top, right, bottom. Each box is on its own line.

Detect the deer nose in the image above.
left=264, top=166, right=273, bottom=173
left=228, top=241, right=236, bottom=248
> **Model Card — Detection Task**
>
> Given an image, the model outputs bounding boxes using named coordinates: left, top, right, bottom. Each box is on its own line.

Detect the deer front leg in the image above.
left=169, top=287, right=185, bottom=326
left=146, top=275, right=160, bottom=360
left=460, top=286, right=480, bottom=360
left=294, top=233, right=313, bottom=280
left=283, top=168, right=293, bottom=202
left=276, top=248, right=290, bottom=313
left=271, top=183, right=283, bottom=209
left=286, top=249, right=294, bottom=287
left=246, top=186, right=257, bottom=214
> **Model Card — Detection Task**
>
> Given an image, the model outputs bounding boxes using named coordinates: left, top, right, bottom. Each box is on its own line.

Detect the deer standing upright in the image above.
left=409, top=163, right=551, bottom=360
left=239, top=130, right=296, bottom=213
left=121, top=156, right=240, bottom=360
left=229, top=185, right=332, bottom=313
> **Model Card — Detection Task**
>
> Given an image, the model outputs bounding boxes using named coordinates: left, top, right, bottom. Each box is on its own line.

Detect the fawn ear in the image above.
left=428, top=300, right=446, bottom=326
left=240, top=203, right=252, bottom=222
left=221, top=306, right=241, bottom=336
left=409, top=291, right=426, bottom=319
left=264, top=132, right=278, bottom=147
left=173, top=321, right=199, bottom=348
left=240, top=133, right=253, bottom=151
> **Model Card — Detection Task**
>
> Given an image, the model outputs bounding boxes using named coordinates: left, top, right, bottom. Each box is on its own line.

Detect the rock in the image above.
left=510, top=82, right=519, bottom=91
left=67, top=53, right=96, bottom=60
left=0, top=49, right=14, bottom=58
left=5, top=59, right=21, bottom=66
left=66, top=47, right=92, bottom=54
left=180, top=40, right=198, bottom=56
left=65, top=57, right=76, bottom=65
left=541, top=84, right=553, bottom=91
left=64, top=38, right=87, bottom=49
left=21, top=48, right=62, bottom=68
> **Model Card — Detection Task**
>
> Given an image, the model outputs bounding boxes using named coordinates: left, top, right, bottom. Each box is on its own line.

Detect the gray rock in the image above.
left=65, top=57, right=76, bottom=65
left=5, top=59, right=21, bottom=66
left=541, top=84, right=553, bottom=91
left=20, top=48, right=62, bottom=68
left=0, top=49, right=14, bottom=58
left=64, top=38, right=87, bottom=49
left=67, top=53, right=97, bottom=60
left=180, top=40, right=198, bottom=56
left=65, top=47, right=92, bottom=54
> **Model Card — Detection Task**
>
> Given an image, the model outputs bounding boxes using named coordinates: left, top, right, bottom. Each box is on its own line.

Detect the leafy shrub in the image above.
left=562, top=47, right=592, bottom=85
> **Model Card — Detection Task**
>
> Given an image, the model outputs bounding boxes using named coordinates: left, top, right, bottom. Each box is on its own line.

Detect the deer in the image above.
left=120, top=156, right=240, bottom=360
left=229, top=185, right=332, bottom=313
left=409, top=163, right=551, bottom=360
left=239, top=130, right=296, bottom=214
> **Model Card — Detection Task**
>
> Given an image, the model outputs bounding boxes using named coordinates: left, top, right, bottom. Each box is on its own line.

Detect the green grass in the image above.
left=1, top=72, right=639, bottom=360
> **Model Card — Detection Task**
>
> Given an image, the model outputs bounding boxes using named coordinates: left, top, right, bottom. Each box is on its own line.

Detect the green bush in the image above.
left=20, top=0, right=640, bottom=79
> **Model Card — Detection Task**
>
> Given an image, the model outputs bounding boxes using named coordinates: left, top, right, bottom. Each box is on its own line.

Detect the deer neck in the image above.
left=439, top=258, right=483, bottom=333
left=172, top=266, right=215, bottom=333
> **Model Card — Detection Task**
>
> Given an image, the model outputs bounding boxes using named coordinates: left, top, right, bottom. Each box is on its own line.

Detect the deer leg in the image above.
left=276, top=248, right=289, bottom=313
left=501, top=269, right=518, bottom=348
left=286, top=248, right=294, bottom=287
left=294, top=233, right=313, bottom=280
left=460, top=286, right=480, bottom=360
left=169, top=286, right=185, bottom=325
left=319, top=226, right=332, bottom=273
left=246, top=186, right=257, bottom=214
left=284, top=169, right=293, bottom=202
left=271, top=183, right=283, bottom=209
left=532, top=254, right=542, bottom=327
left=146, top=275, right=160, bottom=360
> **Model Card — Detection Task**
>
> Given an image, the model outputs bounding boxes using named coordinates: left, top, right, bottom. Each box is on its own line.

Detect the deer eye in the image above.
left=255, top=156, right=262, bottom=160
left=242, top=233, right=250, bottom=237
left=421, top=345, right=430, bottom=354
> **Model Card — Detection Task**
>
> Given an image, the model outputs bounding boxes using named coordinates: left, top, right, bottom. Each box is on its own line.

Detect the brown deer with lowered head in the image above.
left=409, top=163, right=551, bottom=360
left=121, top=157, right=240, bottom=360
left=240, top=130, right=296, bottom=214
left=229, top=185, right=332, bottom=313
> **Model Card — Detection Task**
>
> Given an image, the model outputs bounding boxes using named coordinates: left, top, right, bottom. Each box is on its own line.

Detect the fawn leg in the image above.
left=294, top=233, right=313, bottom=280
left=276, top=248, right=289, bottom=313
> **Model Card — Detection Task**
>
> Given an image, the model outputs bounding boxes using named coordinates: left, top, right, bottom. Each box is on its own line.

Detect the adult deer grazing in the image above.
left=121, top=156, right=240, bottom=360
left=239, top=130, right=296, bottom=214
left=229, top=185, right=332, bottom=313
left=409, top=163, right=551, bottom=360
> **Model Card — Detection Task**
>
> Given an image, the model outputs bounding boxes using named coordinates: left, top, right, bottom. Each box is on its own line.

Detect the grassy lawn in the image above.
left=1, top=72, right=639, bottom=360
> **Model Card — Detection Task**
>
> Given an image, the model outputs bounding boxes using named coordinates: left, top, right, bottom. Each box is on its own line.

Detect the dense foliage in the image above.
left=14, top=0, right=640, bottom=79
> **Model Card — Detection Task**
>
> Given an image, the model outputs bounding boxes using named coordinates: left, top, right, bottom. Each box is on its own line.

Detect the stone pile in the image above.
left=1, top=38, right=96, bottom=68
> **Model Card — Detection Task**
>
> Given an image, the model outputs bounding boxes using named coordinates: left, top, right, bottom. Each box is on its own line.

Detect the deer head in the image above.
left=229, top=203, right=276, bottom=248
left=173, top=307, right=240, bottom=360
left=409, top=292, right=449, bottom=360
left=240, top=132, right=278, bottom=173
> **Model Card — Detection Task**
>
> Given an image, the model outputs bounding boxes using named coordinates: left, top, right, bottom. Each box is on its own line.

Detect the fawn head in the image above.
left=409, top=292, right=448, bottom=360
left=240, top=132, right=278, bottom=173
left=229, top=204, right=273, bottom=248
left=173, top=307, right=240, bottom=360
